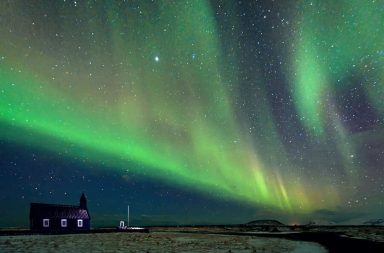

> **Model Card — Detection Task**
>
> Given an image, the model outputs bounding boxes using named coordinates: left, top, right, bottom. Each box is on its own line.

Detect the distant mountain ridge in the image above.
left=363, top=219, right=384, bottom=226
left=245, top=220, right=285, bottom=226
left=306, top=220, right=337, bottom=226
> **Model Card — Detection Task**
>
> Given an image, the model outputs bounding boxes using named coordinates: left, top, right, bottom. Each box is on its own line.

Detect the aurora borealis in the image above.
left=1, top=0, right=384, bottom=226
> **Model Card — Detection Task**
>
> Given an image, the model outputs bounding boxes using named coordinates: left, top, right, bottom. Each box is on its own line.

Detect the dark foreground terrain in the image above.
left=0, top=225, right=383, bottom=252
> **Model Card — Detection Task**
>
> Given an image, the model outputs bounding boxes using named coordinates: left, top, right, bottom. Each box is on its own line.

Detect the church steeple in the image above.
left=80, top=193, right=87, bottom=209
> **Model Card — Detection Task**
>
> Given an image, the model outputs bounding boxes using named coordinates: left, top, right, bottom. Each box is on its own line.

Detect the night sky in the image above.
left=1, top=0, right=384, bottom=227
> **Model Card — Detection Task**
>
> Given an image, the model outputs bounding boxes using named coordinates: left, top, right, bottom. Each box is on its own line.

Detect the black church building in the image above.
left=29, top=193, right=90, bottom=232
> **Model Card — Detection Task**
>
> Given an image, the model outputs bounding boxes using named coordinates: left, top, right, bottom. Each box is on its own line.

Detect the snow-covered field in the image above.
left=0, top=232, right=327, bottom=253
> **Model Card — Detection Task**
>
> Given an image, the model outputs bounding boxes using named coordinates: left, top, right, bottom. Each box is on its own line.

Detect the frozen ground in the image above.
left=0, top=232, right=327, bottom=253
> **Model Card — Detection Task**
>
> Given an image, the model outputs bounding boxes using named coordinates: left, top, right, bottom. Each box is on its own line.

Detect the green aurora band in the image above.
left=293, top=0, right=384, bottom=134
left=2, top=0, right=383, bottom=214
left=292, top=0, right=384, bottom=190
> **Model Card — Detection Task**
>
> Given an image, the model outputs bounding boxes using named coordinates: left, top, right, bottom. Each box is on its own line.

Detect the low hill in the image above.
left=245, top=220, right=285, bottom=226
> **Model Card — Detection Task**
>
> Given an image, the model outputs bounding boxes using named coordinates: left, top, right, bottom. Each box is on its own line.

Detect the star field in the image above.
left=0, top=0, right=383, bottom=227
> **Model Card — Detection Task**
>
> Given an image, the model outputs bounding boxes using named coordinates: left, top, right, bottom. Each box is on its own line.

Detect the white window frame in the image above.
left=77, top=219, right=83, bottom=227
left=61, top=219, right=67, bottom=228
left=43, top=219, right=50, bottom=228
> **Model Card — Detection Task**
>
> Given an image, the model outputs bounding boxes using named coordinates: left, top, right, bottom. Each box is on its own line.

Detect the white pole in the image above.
left=127, top=205, right=130, bottom=228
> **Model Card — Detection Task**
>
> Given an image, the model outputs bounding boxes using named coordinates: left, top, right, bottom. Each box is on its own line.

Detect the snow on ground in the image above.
left=247, top=237, right=326, bottom=253
left=0, top=232, right=327, bottom=253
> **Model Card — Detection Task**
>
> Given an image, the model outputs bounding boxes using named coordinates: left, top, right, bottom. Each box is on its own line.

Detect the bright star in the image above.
left=154, top=56, right=159, bottom=62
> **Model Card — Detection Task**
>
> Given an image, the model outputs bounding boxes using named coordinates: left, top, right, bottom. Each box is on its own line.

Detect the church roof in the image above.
left=30, top=203, right=90, bottom=220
